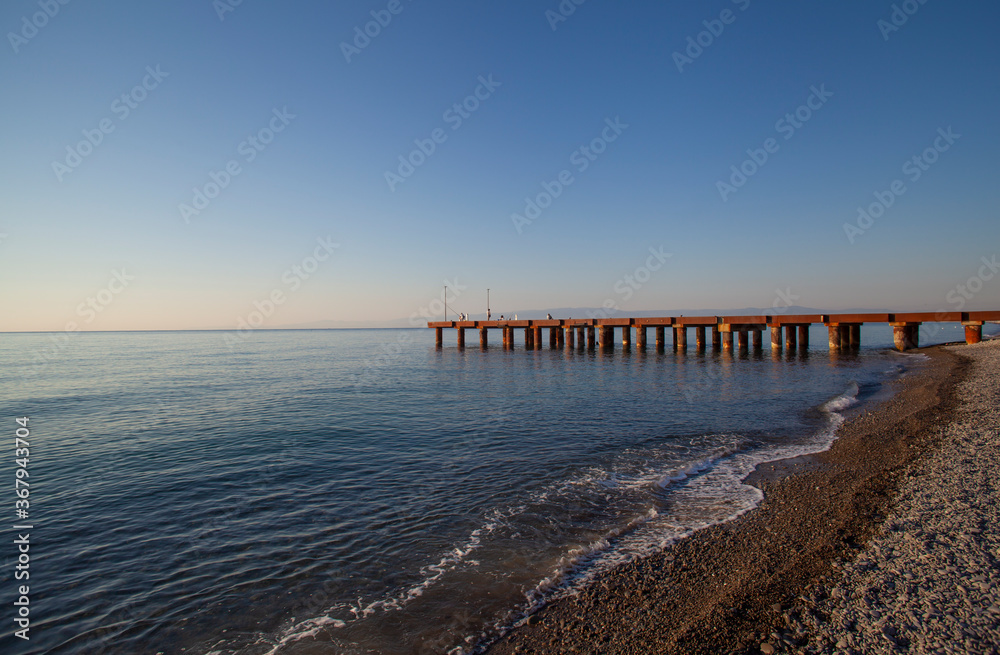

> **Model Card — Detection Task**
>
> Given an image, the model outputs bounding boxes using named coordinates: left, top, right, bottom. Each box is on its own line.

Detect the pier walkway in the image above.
left=428, top=312, right=1000, bottom=352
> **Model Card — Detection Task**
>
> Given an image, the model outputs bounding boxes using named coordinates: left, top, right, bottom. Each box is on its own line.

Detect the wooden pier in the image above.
left=428, top=311, right=1000, bottom=352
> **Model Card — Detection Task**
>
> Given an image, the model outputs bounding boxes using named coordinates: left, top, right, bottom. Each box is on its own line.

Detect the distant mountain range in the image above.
left=272, top=306, right=895, bottom=330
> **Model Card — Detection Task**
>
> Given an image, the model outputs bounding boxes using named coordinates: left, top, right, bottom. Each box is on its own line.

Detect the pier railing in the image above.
left=427, top=311, right=1000, bottom=352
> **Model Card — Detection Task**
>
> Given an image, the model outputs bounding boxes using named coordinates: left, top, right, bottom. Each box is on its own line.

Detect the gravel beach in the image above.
left=791, top=340, right=1000, bottom=655
left=486, top=339, right=998, bottom=654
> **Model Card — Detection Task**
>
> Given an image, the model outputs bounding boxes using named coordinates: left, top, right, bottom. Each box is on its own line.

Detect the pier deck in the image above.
left=428, top=312, right=1000, bottom=352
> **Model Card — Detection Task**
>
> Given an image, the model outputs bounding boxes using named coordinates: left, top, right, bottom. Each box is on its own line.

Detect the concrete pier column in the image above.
left=828, top=325, right=841, bottom=352
left=557, top=327, right=566, bottom=348
left=567, top=326, right=576, bottom=349
left=549, top=327, right=558, bottom=349
left=712, top=326, right=722, bottom=350
left=675, top=327, right=688, bottom=350
left=533, top=326, right=542, bottom=350
left=598, top=326, right=611, bottom=349
left=964, top=322, right=983, bottom=345
left=849, top=325, right=861, bottom=349
left=798, top=325, right=810, bottom=350
left=839, top=325, right=850, bottom=350
left=785, top=326, right=797, bottom=351
left=722, top=330, right=734, bottom=351
left=907, top=324, right=920, bottom=349
left=577, top=327, right=585, bottom=348
left=480, top=327, right=488, bottom=348
left=637, top=326, right=647, bottom=349
left=621, top=326, right=631, bottom=350
left=524, top=327, right=533, bottom=350
left=457, top=328, right=465, bottom=348
left=696, top=326, right=706, bottom=351
left=752, top=329, right=762, bottom=351
left=655, top=327, right=665, bottom=349
left=736, top=328, right=748, bottom=351
left=435, top=327, right=443, bottom=347
left=892, top=326, right=906, bottom=351
left=770, top=326, right=782, bottom=350
left=587, top=326, right=596, bottom=349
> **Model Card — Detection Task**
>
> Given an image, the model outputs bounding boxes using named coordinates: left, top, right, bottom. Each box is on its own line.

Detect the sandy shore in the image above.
left=485, top=340, right=996, bottom=654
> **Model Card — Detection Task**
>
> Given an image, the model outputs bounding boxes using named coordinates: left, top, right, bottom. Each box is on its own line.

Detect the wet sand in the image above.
left=485, top=342, right=975, bottom=654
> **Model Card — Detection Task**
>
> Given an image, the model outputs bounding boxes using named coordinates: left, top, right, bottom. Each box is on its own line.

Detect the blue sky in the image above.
left=2, top=0, right=998, bottom=331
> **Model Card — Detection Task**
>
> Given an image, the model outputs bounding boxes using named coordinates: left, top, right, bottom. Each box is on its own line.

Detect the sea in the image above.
left=0, top=322, right=989, bottom=654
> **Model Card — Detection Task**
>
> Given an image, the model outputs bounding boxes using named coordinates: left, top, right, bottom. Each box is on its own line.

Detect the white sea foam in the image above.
left=490, top=379, right=868, bottom=646
left=251, top=504, right=530, bottom=654
left=256, top=379, right=874, bottom=655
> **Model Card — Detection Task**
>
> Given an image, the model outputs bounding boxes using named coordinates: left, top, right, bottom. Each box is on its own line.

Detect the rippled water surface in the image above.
left=0, top=326, right=975, bottom=654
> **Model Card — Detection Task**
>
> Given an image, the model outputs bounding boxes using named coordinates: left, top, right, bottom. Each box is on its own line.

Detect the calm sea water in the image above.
left=0, top=324, right=981, bottom=654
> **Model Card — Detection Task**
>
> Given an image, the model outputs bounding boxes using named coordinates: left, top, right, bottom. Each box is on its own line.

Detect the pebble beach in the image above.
left=791, top=339, right=1000, bottom=654
left=487, top=339, right=999, bottom=654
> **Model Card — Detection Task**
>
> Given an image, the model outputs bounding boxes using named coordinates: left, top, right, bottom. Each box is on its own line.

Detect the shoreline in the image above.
left=484, top=343, right=974, bottom=654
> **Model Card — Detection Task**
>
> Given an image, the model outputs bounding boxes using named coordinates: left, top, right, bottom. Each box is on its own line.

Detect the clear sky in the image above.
left=2, top=0, right=999, bottom=331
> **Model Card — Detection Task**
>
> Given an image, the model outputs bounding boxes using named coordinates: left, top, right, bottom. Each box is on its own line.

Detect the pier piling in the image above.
left=435, top=327, right=443, bottom=347
left=480, top=326, right=488, bottom=348
left=655, top=327, right=665, bottom=349
left=771, top=326, right=782, bottom=351
left=675, top=327, right=687, bottom=350
left=893, top=326, right=905, bottom=351
left=965, top=322, right=983, bottom=345
left=587, top=326, right=596, bottom=349
left=752, top=328, right=762, bottom=351
left=637, top=326, right=647, bottom=349
left=712, top=326, right=721, bottom=351
left=798, top=325, right=810, bottom=349
left=737, top=328, right=748, bottom=351
left=696, top=326, right=706, bottom=351
left=828, top=325, right=841, bottom=352
left=891, top=323, right=921, bottom=352
left=457, top=327, right=465, bottom=348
